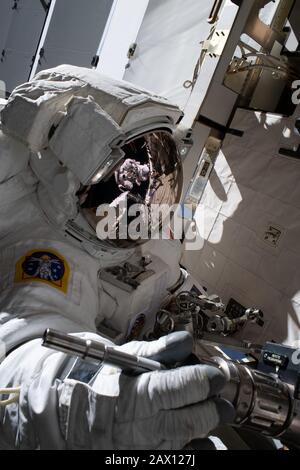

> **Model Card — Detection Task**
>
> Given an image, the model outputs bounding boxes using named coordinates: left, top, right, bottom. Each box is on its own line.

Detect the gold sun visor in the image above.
left=78, top=130, right=183, bottom=248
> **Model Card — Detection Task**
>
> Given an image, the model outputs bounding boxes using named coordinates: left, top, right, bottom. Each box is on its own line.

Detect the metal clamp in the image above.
left=207, top=0, right=223, bottom=24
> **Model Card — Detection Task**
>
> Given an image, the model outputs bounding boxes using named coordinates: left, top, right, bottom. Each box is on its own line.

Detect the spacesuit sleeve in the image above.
left=0, top=330, right=232, bottom=450
left=0, top=338, right=68, bottom=449
left=0, top=332, right=114, bottom=450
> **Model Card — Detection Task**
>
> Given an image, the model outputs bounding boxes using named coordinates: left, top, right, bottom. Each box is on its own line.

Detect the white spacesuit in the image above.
left=0, top=65, right=233, bottom=450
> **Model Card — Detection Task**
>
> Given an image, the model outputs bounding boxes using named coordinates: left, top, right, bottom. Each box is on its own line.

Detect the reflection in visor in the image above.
left=78, top=131, right=183, bottom=248
left=115, top=159, right=150, bottom=194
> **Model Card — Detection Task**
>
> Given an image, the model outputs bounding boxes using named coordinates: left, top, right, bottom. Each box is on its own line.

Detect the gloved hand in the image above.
left=65, top=331, right=235, bottom=449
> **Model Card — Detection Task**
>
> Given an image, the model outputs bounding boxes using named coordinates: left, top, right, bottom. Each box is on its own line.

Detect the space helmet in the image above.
left=0, top=65, right=184, bottom=255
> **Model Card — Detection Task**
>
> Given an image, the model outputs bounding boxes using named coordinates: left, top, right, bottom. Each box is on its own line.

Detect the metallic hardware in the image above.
left=91, top=55, right=99, bottom=68
left=207, top=0, right=223, bottom=25
left=199, top=341, right=300, bottom=449
left=184, top=135, right=221, bottom=207
left=204, top=30, right=229, bottom=58
left=43, top=328, right=165, bottom=373
left=207, top=308, right=264, bottom=335
left=43, top=330, right=300, bottom=448
left=127, top=43, right=137, bottom=59
left=98, top=258, right=154, bottom=293
left=150, top=290, right=264, bottom=342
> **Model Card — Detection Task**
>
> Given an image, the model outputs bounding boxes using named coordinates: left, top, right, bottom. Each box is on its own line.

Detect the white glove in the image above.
left=65, top=331, right=234, bottom=450
left=0, top=331, right=234, bottom=449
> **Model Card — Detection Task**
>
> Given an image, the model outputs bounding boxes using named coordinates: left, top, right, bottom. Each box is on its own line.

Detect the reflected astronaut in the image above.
left=0, top=65, right=233, bottom=450
left=115, top=158, right=150, bottom=192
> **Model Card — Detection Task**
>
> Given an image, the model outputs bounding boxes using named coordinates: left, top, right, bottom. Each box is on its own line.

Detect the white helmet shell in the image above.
left=0, top=65, right=184, bottom=252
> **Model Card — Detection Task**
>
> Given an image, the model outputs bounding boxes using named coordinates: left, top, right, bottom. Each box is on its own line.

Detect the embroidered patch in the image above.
left=15, top=249, right=70, bottom=293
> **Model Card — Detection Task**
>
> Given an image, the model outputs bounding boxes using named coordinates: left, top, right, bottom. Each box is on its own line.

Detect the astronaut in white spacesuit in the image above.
left=0, top=65, right=233, bottom=450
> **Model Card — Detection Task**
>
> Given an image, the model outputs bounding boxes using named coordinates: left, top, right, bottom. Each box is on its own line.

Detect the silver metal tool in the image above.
left=42, top=328, right=165, bottom=373
left=43, top=330, right=300, bottom=448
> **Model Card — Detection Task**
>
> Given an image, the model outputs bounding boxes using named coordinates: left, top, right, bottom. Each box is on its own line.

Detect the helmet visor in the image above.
left=78, top=130, right=183, bottom=248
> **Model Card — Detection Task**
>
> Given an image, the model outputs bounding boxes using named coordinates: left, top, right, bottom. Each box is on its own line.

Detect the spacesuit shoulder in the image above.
left=0, top=127, right=30, bottom=184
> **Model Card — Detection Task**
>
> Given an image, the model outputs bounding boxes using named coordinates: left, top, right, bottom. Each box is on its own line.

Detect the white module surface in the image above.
left=123, top=0, right=215, bottom=111
left=183, top=107, right=300, bottom=347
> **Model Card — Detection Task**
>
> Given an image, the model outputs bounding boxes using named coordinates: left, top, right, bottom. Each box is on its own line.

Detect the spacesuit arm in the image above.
left=0, top=331, right=234, bottom=450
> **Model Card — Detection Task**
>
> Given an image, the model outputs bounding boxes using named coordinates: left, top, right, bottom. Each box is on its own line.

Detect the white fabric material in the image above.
left=0, top=66, right=183, bottom=348
left=0, top=64, right=182, bottom=248
left=0, top=129, right=30, bottom=183
left=97, top=243, right=181, bottom=337
left=49, top=95, right=124, bottom=184
left=0, top=163, right=180, bottom=349
left=123, top=0, right=215, bottom=111
left=0, top=332, right=223, bottom=449
left=1, top=65, right=181, bottom=152
left=0, top=99, right=6, bottom=111
left=183, top=107, right=300, bottom=346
